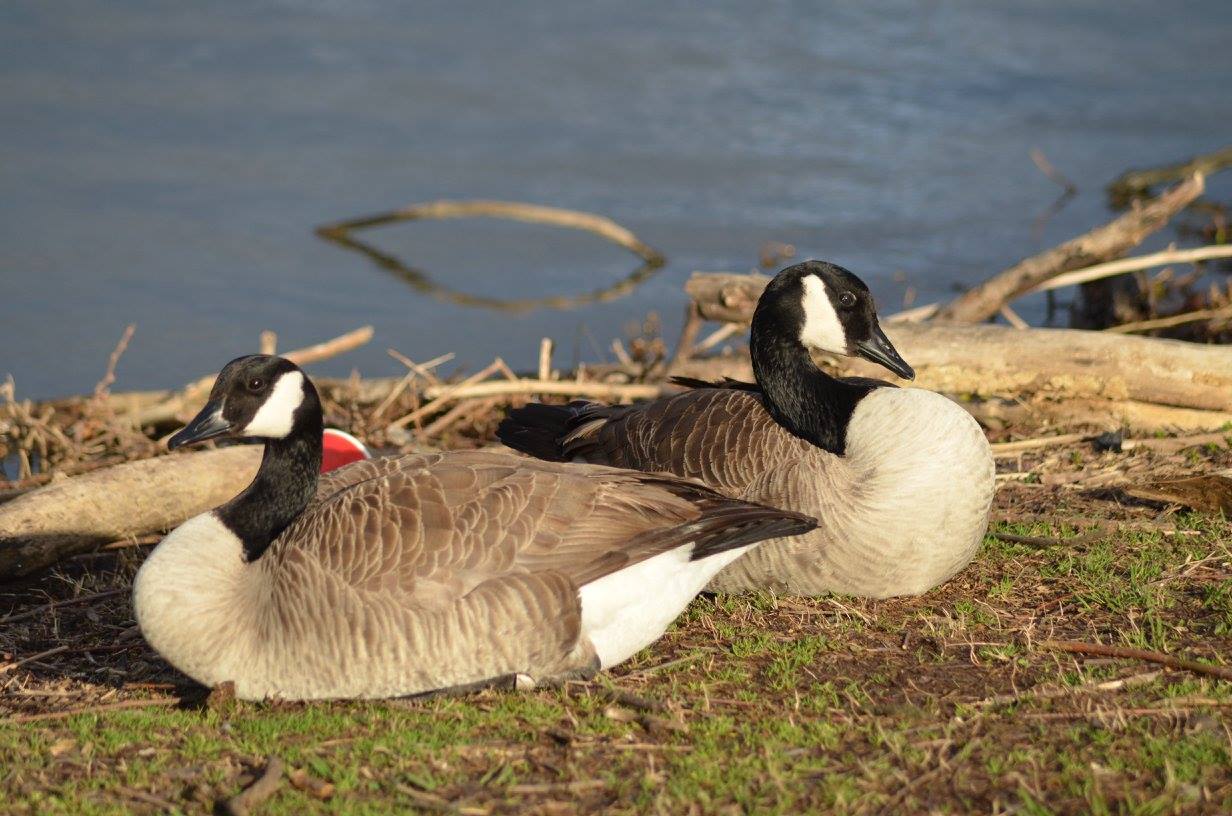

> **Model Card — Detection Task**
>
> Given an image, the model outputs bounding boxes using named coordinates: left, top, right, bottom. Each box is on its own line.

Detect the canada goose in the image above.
left=133, top=355, right=814, bottom=700
left=498, top=260, right=994, bottom=599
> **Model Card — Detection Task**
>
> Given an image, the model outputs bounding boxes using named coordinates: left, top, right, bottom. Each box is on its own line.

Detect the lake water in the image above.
left=3, top=1, right=1231, bottom=399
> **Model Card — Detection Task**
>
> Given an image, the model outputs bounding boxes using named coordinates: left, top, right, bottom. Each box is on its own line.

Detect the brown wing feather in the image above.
left=238, top=449, right=814, bottom=696
left=560, top=389, right=821, bottom=501
left=271, top=450, right=811, bottom=609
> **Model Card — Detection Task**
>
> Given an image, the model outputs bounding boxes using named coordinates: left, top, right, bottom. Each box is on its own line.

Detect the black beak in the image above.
left=168, top=400, right=232, bottom=450
left=854, top=324, right=915, bottom=380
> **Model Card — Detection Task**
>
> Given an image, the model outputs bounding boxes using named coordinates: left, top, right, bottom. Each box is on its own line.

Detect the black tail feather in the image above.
left=687, top=503, right=817, bottom=561
left=497, top=402, right=588, bottom=462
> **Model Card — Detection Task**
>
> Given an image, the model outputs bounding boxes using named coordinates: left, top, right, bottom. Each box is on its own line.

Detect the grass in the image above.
left=3, top=507, right=1232, bottom=813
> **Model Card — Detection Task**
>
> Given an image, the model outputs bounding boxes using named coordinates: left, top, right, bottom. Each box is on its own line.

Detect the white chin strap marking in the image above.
left=798, top=275, right=847, bottom=355
left=242, top=371, right=305, bottom=439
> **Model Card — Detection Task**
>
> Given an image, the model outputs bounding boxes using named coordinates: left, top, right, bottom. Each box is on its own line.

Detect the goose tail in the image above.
left=497, top=401, right=591, bottom=461
left=686, top=503, right=817, bottom=561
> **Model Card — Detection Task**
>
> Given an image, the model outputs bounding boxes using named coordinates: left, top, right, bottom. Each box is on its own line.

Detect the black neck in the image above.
left=750, top=321, right=873, bottom=456
left=216, top=391, right=323, bottom=561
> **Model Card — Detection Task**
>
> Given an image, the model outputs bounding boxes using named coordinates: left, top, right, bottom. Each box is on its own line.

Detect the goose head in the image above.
left=167, top=355, right=324, bottom=561
left=169, top=355, right=317, bottom=449
left=752, top=260, right=915, bottom=381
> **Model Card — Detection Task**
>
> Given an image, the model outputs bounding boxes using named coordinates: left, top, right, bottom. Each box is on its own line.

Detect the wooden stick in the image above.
left=1, top=588, right=127, bottom=624
left=259, top=330, right=277, bottom=355
left=507, top=779, right=606, bottom=796
left=369, top=371, right=417, bottom=422
left=0, top=645, right=68, bottom=674
left=1108, top=144, right=1232, bottom=201
left=989, top=531, right=1097, bottom=548
left=538, top=338, right=553, bottom=382
left=421, top=378, right=665, bottom=403
left=693, top=322, right=744, bottom=354
left=1025, top=245, right=1232, bottom=296
left=885, top=302, right=939, bottom=324
left=932, top=175, right=1203, bottom=323
left=419, top=398, right=498, bottom=438
left=669, top=302, right=704, bottom=366
left=1038, top=639, right=1232, bottom=682
left=93, top=324, right=136, bottom=401
left=1103, top=302, right=1232, bottom=335
left=611, top=339, right=634, bottom=367
left=283, top=326, right=373, bottom=366
left=224, top=756, right=285, bottom=816
left=1030, top=147, right=1077, bottom=194
left=991, top=433, right=1088, bottom=457
left=387, top=349, right=453, bottom=386
left=998, top=304, right=1030, bottom=329
left=113, top=785, right=182, bottom=812
left=388, top=360, right=505, bottom=430
left=6, top=696, right=181, bottom=724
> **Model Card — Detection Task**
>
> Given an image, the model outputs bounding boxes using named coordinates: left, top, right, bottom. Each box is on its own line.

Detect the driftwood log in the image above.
left=931, top=175, right=1203, bottom=324
left=0, top=447, right=260, bottom=579
left=683, top=272, right=1232, bottom=430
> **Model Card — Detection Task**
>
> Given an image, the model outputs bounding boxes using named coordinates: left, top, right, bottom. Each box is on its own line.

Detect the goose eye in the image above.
left=247, top=377, right=265, bottom=392
left=838, top=291, right=857, bottom=309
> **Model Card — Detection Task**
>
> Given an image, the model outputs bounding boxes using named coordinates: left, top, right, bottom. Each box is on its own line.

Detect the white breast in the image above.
left=132, top=513, right=257, bottom=689
left=817, top=387, right=995, bottom=597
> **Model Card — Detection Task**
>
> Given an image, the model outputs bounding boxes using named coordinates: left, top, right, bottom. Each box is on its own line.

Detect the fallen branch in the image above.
left=963, top=398, right=1232, bottom=434
left=92, top=324, right=136, bottom=401
left=1, top=588, right=127, bottom=624
left=0, top=447, right=261, bottom=579
left=283, top=325, right=374, bottom=367
left=1103, top=302, right=1232, bottom=335
left=1039, top=639, right=1232, bottom=682
left=224, top=756, right=285, bottom=816
left=1029, top=147, right=1077, bottom=194
left=388, top=359, right=507, bottom=430
left=932, top=175, right=1204, bottom=323
left=0, top=645, right=69, bottom=674
left=287, top=769, right=335, bottom=801
left=420, top=397, right=500, bottom=438
left=1024, top=244, right=1232, bottom=296
left=990, top=433, right=1088, bottom=457
left=1107, top=144, right=1232, bottom=203
left=684, top=272, right=1232, bottom=414
left=989, top=531, right=1097, bottom=548
left=507, top=779, right=607, bottom=796
left=1122, top=475, right=1232, bottom=514
left=421, top=378, right=666, bottom=403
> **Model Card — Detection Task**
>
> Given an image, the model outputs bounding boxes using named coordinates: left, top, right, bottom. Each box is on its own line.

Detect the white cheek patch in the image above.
left=798, top=275, right=848, bottom=354
left=242, top=371, right=305, bottom=439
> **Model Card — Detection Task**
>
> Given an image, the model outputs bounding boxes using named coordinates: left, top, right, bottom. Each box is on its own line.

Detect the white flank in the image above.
left=243, top=371, right=305, bottom=439
left=578, top=542, right=754, bottom=668
left=798, top=275, right=847, bottom=354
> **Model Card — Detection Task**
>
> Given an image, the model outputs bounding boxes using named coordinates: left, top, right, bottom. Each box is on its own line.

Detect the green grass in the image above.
left=3, top=517, right=1231, bottom=814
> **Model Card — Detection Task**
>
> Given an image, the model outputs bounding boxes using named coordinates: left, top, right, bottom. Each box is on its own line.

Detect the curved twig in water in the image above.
left=315, top=199, right=666, bottom=313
